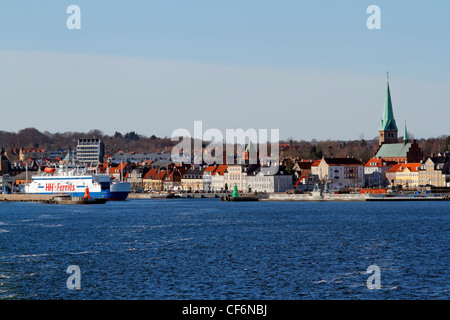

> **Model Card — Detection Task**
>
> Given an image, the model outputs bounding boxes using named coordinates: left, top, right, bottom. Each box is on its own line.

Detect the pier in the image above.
left=128, top=192, right=224, bottom=199
left=0, top=194, right=54, bottom=203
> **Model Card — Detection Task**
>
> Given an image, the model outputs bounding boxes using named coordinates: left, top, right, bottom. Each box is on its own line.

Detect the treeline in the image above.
left=0, top=128, right=176, bottom=155
left=0, top=128, right=449, bottom=162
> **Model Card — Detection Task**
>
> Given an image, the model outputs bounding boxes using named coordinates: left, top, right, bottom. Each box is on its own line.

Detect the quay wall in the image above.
left=128, top=193, right=222, bottom=199
left=262, top=193, right=368, bottom=201
left=2, top=193, right=446, bottom=203
left=0, top=194, right=54, bottom=202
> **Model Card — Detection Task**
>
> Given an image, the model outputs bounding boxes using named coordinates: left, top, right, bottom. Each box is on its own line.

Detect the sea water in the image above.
left=0, top=199, right=448, bottom=299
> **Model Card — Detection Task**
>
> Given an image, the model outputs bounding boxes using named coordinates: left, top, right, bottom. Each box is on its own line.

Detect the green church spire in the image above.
left=379, top=80, right=398, bottom=131
left=403, top=121, right=409, bottom=143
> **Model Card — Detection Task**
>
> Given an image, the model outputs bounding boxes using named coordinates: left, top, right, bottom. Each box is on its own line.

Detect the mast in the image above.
left=25, top=161, right=28, bottom=188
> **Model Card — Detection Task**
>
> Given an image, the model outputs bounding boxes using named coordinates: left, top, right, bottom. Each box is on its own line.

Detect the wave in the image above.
left=68, top=250, right=100, bottom=255
left=314, top=280, right=327, bottom=284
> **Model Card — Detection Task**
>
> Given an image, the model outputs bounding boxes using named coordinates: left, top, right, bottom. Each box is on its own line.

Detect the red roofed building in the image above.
left=150, top=170, right=167, bottom=191
left=310, top=160, right=321, bottom=176
left=203, top=165, right=218, bottom=192
left=163, top=170, right=183, bottom=191
left=364, top=157, right=396, bottom=187
left=211, top=164, right=228, bottom=192
left=109, top=162, right=129, bottom=181
left=143, top=168, right=159, bottom=191
left=385, top=162, right=421, bottom=188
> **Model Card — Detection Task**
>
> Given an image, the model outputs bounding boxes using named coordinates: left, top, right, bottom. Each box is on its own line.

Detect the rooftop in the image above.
left=322, top=157, right=364, bottom=166
left=375, top=142, right=412, bottom=158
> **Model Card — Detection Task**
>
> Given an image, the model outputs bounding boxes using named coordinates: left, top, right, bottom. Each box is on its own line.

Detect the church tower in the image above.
left=1, top=147, right=11, bottom=174
left=379, top=78, right=398, bottom=146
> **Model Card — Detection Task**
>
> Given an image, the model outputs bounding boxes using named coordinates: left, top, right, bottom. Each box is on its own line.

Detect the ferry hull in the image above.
left=106, top=191, right=129, bottom=201
left=30, top=191, right=130, bottom=201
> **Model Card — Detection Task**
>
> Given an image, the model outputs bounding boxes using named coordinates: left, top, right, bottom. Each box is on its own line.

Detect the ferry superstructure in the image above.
left=24, top=166, right=131, bottom=200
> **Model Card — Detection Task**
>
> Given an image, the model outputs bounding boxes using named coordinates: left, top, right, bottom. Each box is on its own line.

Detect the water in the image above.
left=0, top=199, right=448, bottom=300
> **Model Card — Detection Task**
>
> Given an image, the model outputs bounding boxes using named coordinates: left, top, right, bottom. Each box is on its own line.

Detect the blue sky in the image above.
left=0, top=1, right=449, bottom=141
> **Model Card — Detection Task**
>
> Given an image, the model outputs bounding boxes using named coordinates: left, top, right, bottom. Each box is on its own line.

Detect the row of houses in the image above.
left=292, top=153, right=450, bottom=190
left=384, top=154, right=450, bottom=188
left=118, top=150, right=450, bottom=194
left=123, top=163, right=294, bottom=193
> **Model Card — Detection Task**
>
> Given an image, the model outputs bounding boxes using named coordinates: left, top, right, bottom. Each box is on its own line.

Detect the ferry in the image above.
left=24, top=166, right=131, bottom=201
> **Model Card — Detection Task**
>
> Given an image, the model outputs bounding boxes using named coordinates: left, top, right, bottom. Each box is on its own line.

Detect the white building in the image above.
left=247, top=167, right=293, bottom=193
left=76, top=138, right=105, bottom=166
left=202, top=165, right=217, bottom=192
left=223, top=164, right=260, bottom=192
left=211, top=165, right=228, bottom=192
left=315, top=157, right=365, bottom=189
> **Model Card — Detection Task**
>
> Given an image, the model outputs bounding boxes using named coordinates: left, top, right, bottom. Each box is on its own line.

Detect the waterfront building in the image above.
left=247, top=166, right=293, bottom=193
left=211, top=165, right=228, bottom=192
left=386, top=162, right=421, bottom=188
left=223, top=164, right=259, bottom=193
left=310, top=160, right=321, bottom=176
left=76, top=138, right=105, bottom=166
left=149, top=170, right=167, bottom=191
left=364, top=157, right=394, bottom=188
left=418, top=153, right=450, bottom=187
left=142, top=168, right=159, bottom=191
left=181, top=167, right=204, bottom=192
left=163, top=170, right=183, bottom=191
left=202, top=165, right=217, bottom=192
left=314, top=157, right=365, bottom=189
left=125, top=168, right=147, bottom=191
